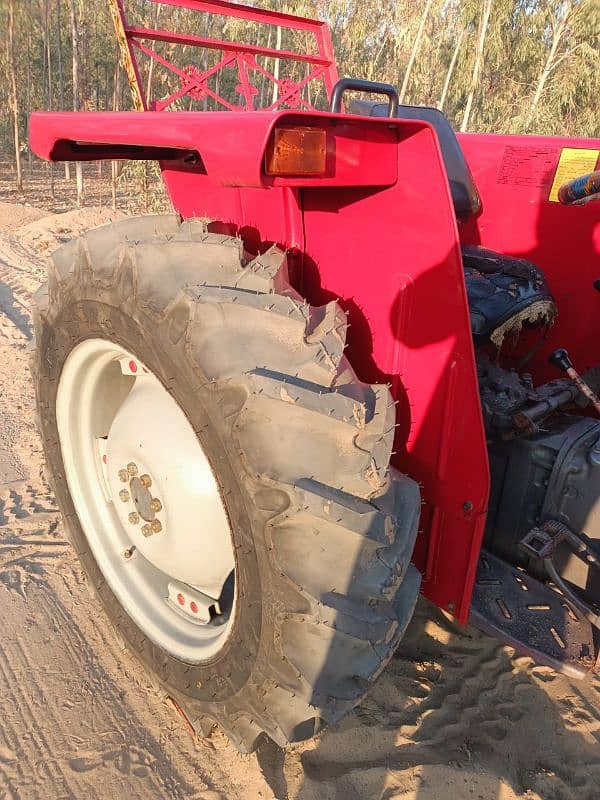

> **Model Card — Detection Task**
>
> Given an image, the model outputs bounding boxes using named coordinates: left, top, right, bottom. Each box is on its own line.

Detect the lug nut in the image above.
left=150, top=519, right=162, bottom=534
left=141, top=524, right=153, bottom=537
left=127, top=462, right=138, bottom=476
left=118, top=469, right=129, bottom=483
left=128, top=512, right=140, bottom=525
left=119, top=489, right=130, bottom=503
left=140, top=474, right=152, bottom=489
left=150, top=497, right=162, bottom=513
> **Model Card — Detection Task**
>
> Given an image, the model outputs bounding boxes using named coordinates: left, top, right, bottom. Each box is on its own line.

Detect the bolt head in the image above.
left=118, top=469, right=129, bottom=482
left=140, top=473, right=152, bottom=489
left=128, top=512, right=140, bottom=525
left=119, top=489, right=130, bottom=503
left=150, top=497, right=162, bottom=513
left=141, top=523, right=153, bottom=537
left=127, top=462, right=138, bottom=477
left=150, top=519, right=162, bottom=534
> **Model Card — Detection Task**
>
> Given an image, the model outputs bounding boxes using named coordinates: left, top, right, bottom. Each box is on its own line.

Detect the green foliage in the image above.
left=1, top=0, right=598, bottom=167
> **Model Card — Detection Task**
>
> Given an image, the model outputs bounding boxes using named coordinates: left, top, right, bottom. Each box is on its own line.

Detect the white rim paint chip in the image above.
left=56, top=338, right=236, bottom=663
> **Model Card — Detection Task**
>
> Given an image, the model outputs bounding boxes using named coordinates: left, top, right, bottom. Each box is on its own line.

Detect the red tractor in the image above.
left=28, top=0, right=600, bottom=751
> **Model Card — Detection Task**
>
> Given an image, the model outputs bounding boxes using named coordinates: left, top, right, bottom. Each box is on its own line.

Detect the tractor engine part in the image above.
left=549, top=347, right=600, bottom=416
left=520, top=520, right=600, bottom=629
left=477, top=354, right=578, bottom=436
left=483, top=413, right=600, bottom=607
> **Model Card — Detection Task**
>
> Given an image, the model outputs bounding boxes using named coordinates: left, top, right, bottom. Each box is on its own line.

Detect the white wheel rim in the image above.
left=56, top=338, right=236, bottom=663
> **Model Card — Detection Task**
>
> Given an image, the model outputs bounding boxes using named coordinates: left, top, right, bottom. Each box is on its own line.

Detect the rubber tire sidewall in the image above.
left=36, top=297, right=267, bottom=704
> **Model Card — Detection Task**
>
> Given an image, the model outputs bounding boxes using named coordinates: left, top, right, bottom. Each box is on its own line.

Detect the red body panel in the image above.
left=29, top=108, right=492, bottom=622
left=458, top=133, right=600, bottom=382
left=27, top=3, right=600, bottom=625
left=30, top=111, right=398, bottom=189
left=298, top=126, right=490, bottom=619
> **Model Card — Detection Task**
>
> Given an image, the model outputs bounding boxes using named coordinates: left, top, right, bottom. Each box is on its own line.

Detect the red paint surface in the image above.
left=159, top=106, right=490, bottom=618
left=458, top=133, right=600, bottom=382
left=298, top=122, right=490, bottom=620
left=113, top=0, right=338, bottom=113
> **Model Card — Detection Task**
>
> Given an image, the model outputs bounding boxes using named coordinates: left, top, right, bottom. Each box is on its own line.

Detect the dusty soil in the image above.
left=1, top=201, right=600, bottom=800
left=0, top=159, right=170, bottom=218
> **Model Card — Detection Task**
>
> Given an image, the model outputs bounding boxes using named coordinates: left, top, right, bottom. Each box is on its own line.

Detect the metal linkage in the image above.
left=549, top=348, right=600, bottom=417
left=521, top=520, right=600, bottom=630
left=108, top=0, right=338, bottom=112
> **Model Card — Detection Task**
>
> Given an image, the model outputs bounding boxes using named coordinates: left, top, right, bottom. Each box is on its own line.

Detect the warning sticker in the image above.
left=497, top=145, right=560, bottom=188
left=549, top=147, right=600, bottom=202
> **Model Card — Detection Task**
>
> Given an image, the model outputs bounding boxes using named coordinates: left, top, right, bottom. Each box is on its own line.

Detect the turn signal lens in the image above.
left=265, top=127, right=327, bottom=176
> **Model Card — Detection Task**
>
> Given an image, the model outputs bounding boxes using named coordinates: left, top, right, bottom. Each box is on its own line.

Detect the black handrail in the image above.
left=330, top=78, right=399, bottom=118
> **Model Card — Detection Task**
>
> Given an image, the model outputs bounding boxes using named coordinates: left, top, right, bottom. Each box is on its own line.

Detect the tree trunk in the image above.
left=260, top=26, right=273, bottom=107
left=460, top=0, right=493, bottom=133
left=145, top=3, right=162, bottom=107
left=26, top=28, right=32, bottom=177
left=111, top=57, right=121, bottom=211
left=56, top=0, right=70, bottom=180
left=523, top=2, right=572, bottom=132
left=7, top=0, right=22, bottom=190
left=399, top=0, right=434, bottom=104
left=69, top=0, right=84, bottom=206
left=272, top=25, right=282, bottom=105
left=43, top=0, right=55, bottom=197
left=439, top=25, right=465, bottom=112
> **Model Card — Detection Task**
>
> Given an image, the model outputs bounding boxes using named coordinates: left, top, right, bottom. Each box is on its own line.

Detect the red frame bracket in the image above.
left=109, top=0, right=338, bottom=113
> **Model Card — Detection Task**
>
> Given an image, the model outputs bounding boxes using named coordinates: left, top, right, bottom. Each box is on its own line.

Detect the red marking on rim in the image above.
left=129, top=360, right=138, bottom=373
left=190, top=601, right=198, bottom=614
left=177, top=593, right=185, bottom=606
left=102, top=454, right=107, bottom=464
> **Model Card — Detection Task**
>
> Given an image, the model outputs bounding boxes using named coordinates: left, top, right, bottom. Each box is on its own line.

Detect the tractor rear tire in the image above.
left=31, top=215, right=421, bottom=752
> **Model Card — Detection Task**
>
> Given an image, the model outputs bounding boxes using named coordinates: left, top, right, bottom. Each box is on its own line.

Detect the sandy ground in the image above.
left=1, top=201, right=600, bottom=800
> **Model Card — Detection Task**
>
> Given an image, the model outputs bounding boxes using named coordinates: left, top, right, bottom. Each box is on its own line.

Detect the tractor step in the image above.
left=470, top=549, right=595, bottom=679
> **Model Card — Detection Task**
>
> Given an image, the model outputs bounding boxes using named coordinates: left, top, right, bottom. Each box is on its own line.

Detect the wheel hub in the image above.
left=56, top=338, right=236, bottom=663
left=105, top=374, right=234, bottom=595
left=118, top=467, right=162, bottom=534
left=129, top=474, right=159, bottom=522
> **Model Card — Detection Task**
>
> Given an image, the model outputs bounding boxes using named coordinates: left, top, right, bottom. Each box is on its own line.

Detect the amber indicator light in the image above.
left=265, top=126, right=327, bottom=176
